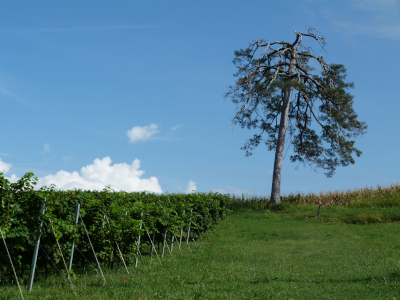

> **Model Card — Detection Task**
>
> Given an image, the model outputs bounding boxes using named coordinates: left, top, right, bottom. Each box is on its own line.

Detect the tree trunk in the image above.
left=270, top=88, right=292, bottom=204
left=270, top=48, right=297, bottom=204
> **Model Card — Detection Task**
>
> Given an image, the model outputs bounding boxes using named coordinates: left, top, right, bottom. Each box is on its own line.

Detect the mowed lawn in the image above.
left=2, top=209, right=400, bottom=299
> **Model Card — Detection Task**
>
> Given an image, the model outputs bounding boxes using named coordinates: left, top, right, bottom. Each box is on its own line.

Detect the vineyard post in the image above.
left=123, top=211, right=127, bottom=255
left=96, top=215, right=106, bottom=278
left=150, top=232, right=156, bottom=263
left=186, top=208, right=193, bottom=244
left=161, top=230, right=167, bottom=257
left=135, top=213, right=143, bottom=268
left=27, top=199, right=46, bottom=292
left=68, top=203, right=80, bottom=271
left=170, top=233, right=174, bottom=253
left=179, top=210, right=185, bottom=249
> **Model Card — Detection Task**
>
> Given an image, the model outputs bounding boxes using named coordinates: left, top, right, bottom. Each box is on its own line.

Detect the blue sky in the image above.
left=1, top=0, right=399, bottom=196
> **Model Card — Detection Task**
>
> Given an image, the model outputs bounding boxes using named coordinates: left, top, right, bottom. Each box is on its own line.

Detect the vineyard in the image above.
left=0, top=172, right=230, bottom=292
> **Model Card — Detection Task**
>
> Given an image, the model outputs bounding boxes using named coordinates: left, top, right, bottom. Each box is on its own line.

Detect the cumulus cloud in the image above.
left=127, top=124, right=159, bottom=143
left=185, top=180, right=197, bottom=194
left=37, top=157, right=162, bottom=193
left=0, top=157, right=162, bottom=193
left=0, top=158, right=12, bottom=173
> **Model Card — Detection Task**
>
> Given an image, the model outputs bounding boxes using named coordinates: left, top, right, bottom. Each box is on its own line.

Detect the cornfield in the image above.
left=230, top=184, right=400, bottom=210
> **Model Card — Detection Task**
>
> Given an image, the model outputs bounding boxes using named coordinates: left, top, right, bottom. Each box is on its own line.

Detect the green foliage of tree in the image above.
left=226, top=29, right=367, bottom=203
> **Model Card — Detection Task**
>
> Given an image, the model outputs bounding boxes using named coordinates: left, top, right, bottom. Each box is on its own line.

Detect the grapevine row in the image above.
left=0, top=172, right=230, bottom=285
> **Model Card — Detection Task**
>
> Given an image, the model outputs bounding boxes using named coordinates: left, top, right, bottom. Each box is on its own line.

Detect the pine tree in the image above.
left=226, top=29, right=367, bottom=203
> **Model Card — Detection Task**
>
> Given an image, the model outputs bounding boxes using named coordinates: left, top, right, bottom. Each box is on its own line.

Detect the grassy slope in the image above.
left=2, top=209, right=400, bottom=299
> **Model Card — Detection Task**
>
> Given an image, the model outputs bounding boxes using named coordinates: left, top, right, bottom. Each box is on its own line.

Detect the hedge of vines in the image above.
left=0, top=172, right=230, bottom=285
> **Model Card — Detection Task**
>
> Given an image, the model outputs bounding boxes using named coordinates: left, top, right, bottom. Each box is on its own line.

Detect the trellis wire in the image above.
left=179, top=227, right=184, bottom=249
left=0, top=268, right=13, bottom=287
left=0, top=227, right=24, bottom=300
left=161, top=230, right=173, bottom=259
left=143, top=223, right=162, bottom=265
left=104, top=214, right=129, bottom=274
left=39, top=244, right=62, bottom=274
left=197, top=228, right=204, bottom=243
left=79, top=214, right=107, bottom=285
left=75, top=247, right=98, bottom=273
left=164, top=234, right=174, bottom=259
left=150, top=231, right=156, bottom=263
left=48, top=218, right=77, bottom=296
left=1, top=197, right=210, bottom=296
left=171, top=235, right=184, bottom=255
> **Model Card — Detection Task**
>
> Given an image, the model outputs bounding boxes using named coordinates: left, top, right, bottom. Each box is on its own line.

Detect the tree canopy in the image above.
left=226, top=29, right=367, bottom=203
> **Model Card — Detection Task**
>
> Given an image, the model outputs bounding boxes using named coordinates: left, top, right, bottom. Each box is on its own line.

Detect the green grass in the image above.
left=2, top=209, right=400, bottom=299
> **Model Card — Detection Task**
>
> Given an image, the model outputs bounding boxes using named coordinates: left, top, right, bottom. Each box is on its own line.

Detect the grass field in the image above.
left=2, top=202, right=400, bottom=299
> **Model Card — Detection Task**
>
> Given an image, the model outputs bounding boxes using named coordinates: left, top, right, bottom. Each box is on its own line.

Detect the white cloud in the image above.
left=43, top=143, right=50, bottom=154
left=0, top=83, right=29, bottom=106
left=127, top=124, right=159, bottom=143
left=185, top=180, right=197, bottom=194
left=62, top=156, right=73, bottom=162
left=351, top=0, right=399, bottom=12
left=326, top=0, right=400, bottom=40
left=0, top=158, right=12, bottom=173
left=170, top=124, right=182, bottom=132
left=37, top=157, right=162, bottom=193
left=330, top=18, right=400, bottom=40
left=8, top=174, right=19, bottom=183
left=24, top=25, right=158, bottom=33
left=0, top=157, right=161, bottom=193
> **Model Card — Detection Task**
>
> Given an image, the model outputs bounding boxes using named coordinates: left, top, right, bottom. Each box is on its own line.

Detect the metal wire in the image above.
left=0, top=268, right=12, bottom=287
left=0, top=227, right=24, bottom=299
left=39, top=244, right=62, bottom=274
